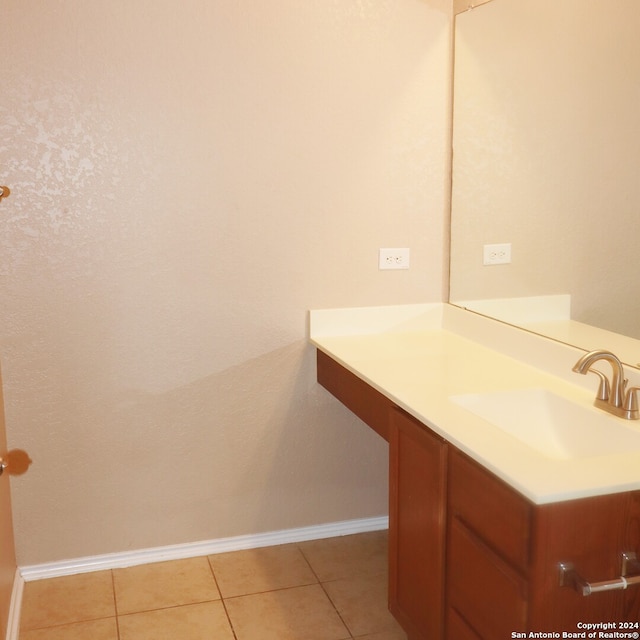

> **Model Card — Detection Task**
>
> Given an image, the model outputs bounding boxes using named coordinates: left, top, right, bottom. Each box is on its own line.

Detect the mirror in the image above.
left=449, top=0, right=640, bottom=368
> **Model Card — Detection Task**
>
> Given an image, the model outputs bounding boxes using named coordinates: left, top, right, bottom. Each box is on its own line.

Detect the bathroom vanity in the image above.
left=311, top=304, right=640, bottom=639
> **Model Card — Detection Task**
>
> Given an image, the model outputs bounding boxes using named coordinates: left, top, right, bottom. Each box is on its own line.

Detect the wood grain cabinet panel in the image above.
left=389, top=408, right=447, bottom=640
left=447, top=449, right=529, bottom=639
left=316, top=349, right=392, bottom=441
left=446, top=607, right=483, bottom=640
left=447, top=518, right=528, bottom=638
left=528, top=492, right=634, bottom=626
left=448, top=449, right=531, bottom=573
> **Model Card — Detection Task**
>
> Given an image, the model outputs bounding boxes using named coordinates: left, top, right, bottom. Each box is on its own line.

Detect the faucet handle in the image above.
left=624, top=387, right=640, bottom=414
left=588, top=369, right=610, bottom=401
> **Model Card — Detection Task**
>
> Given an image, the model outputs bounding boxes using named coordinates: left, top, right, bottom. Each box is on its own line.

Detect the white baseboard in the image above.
left=19, top=515, right=388, bottom=582
left=6, top=568, right=23, bottom=640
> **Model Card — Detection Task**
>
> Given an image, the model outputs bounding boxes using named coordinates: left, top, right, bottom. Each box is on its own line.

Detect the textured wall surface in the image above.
left=0, top=0, right=451, bottom=564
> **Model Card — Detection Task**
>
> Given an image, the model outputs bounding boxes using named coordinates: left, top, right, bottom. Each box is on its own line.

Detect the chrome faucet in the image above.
left=572, top=349, right=639, bottom=420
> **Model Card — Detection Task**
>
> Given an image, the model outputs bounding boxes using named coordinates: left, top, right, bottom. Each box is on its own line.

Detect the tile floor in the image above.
left=19, top=530, right=408, bottom=640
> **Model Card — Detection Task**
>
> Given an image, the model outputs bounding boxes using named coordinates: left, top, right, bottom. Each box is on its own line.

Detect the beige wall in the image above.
left=450, top=0, right=640, bottom=339
left=0, top=1, right=452, bottom=564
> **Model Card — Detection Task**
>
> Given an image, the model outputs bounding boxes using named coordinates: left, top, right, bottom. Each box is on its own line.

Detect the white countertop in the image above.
left=453, top=294, right=640, bottom=370
left=310, top=303, right=640, bottom=505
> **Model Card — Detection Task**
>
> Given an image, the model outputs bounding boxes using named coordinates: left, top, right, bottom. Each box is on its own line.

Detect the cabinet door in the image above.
left=389, top=408, right=447, bottom=640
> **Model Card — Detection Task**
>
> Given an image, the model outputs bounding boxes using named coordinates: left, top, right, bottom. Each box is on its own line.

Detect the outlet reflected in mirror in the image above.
left=449, top=0, right=640, bottom=368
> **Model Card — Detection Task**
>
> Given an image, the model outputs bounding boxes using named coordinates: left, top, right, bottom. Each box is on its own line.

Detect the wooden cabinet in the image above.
left=317, top=349, right=392, bottom=441
left=316, top=351, right=640, bottom=639
left=448, top=448, right=640, bottom=633
left=447, top=449, right=529, bottom=638
left=529, top=489, right=640, bottom=626
left=389, top=408, right=447, bottom=640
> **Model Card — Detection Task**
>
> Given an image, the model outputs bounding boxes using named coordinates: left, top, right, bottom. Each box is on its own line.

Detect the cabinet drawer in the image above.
left=447, top=518, right=528, bottom=638
left=449, top=449, right=532, bottom=573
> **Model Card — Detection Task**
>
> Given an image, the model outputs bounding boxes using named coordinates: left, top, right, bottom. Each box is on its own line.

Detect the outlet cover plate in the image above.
left=483, top=243, right=511, bottom=265
left=379, top=248, right=410, bottom=270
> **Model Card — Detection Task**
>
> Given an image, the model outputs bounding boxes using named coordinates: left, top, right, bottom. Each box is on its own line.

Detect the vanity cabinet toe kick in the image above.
left=316, top=349, right=640, bottom=640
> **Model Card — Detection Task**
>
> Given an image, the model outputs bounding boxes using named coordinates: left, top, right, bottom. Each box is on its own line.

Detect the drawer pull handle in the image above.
left=559, top=552, right=640, bottom=596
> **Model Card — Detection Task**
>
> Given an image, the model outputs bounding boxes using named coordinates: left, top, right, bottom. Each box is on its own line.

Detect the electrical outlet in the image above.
left=379, top=248, right=410, bottom=270
left=483, top=243, right=511, bottom=265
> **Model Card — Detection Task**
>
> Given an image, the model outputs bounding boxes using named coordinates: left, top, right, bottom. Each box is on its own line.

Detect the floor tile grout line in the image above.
left=219, top=579, right=321, bottom=600
left=296, top=542, right=356, bottom=639
left=206, top=555, right=239, bottom=640
left=116, top=596, right=226, bottom=618
left=317, top=579, right=356, bottom=640
left=204, top=543, right=322, bottom=600
left=19, top=613, right=119, bottom=634
left=109, top=569, right=122, bottom=640
left=296, top=543, right=322, bottom=583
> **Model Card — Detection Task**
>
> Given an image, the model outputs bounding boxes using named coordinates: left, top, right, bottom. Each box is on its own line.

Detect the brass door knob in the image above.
left=0, top=449, right=32, bottom=476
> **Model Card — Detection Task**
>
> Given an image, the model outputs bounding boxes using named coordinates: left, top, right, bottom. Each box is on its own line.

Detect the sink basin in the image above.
left=450, top=388, right=640, bottom=460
